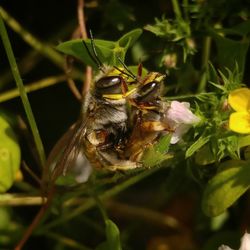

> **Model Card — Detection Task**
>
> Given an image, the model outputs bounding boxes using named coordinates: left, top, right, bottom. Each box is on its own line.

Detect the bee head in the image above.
left=136, top=72, right=165, bottom=103
left=94, top=75, right=125, bottom=101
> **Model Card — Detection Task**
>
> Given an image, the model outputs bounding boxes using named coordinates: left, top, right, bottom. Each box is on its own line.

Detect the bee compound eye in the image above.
left=95, top=76, right=122, bottom=89
left=95, top=76, right=125, bottom=95
left=138, top=81, right=160, bottom=100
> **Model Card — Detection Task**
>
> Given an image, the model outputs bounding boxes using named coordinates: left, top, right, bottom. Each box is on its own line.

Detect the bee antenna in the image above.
left=117, top=56, right=137, bottom=80
left=81, top=31, right=105, bottom=73
left=89, top=30, right=105, bottom=71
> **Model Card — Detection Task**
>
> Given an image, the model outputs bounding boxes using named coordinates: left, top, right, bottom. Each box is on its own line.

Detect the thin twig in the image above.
left=38, top=165, right=167, bottom=231
left=14, top=189, right=55, bottom=250
left=0, top=75, right=67, bottom=103
left=65, top=56, right=82, bottom=101
left=0, top=7, right=83, bottom=79
left=82, top=66, right=92, bottom=96
left=78, top=0, right=87, bottom=39
left=44, top=231, right=92, bottom=250
left=106, top=200, right=183, bottom=231
left=22, top=161, right=42, bottom=186
left=0, top=20, right=76, bottom=90
left=78, top=0, right=92, bottom=97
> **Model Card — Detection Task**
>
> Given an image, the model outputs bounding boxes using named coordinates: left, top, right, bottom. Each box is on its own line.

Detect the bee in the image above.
left=125, top=71, right=171, bottom=162
left=49, top=37, right=141, bottom=183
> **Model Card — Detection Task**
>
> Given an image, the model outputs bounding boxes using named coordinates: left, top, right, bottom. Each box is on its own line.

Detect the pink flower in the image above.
left=164, top=101, right=200, bottom=144
left=218, top=232, right=250, bottom=250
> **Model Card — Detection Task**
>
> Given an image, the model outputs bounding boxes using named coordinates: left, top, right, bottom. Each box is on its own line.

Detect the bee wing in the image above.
left=48, top=118, right=88, bottom=182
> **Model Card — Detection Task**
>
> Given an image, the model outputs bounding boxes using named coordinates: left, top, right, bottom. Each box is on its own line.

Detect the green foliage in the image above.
left=0, top=114, right=20, bottom=192
left=96, top=220, right=122, bottom=250
left=1, top=0, right=250, bottom=249
left=141, top=134, right=172, bottom=168
left=209, top=26, right=250, bottom=78
left=202, top=160, right=250, bottom=216
left=145, top=17, right=190, bottom=41
left=56, top=29, right=142, bottom=68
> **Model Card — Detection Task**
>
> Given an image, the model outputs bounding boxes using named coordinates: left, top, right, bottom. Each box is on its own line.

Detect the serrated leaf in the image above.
left=95, top=220, right=122, bottom=250
left=142, top=134, right=173, bottom=168
left=202, top=162, right=250, bottom=217
left=186, top=136, right=211, bottom=158
left=0, top=115, right=21, bottom=193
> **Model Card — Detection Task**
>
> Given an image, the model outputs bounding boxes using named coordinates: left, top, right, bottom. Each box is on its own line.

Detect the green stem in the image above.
left=0, top=19, right=76, bottom=90
left=171, top=0, right=183, bottom=20
left=45, top=231, right=92, bottom=250
left=165, top=92, right=215, bottom=100
left=0, top=12, right=46, bottom=167
left=197, top=36, right=211, bottom=92
left=0, top=7, right=82, bottom=79
left=0, top=194, right=45, bottom=206
left=182, top=0, right=189, bottom=21
left=0, top=75, right=67, bottom=103
left=0, top=7, right=64, bottom=68
left=38, top=166, right=164, bottom=232
left=201, top=36, right=211, bottom=70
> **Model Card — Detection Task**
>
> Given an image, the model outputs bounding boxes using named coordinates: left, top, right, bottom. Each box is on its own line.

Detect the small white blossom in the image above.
left=240, top=233, right=250, bottom=250
left=218, top=245, right=234, bottom=250
left=218, top=232, right=250, bottom=250
left=164, top=101, right=200, bottom=144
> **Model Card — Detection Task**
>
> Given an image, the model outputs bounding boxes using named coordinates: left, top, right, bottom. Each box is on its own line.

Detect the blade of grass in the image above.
left=0, top=12, right=46, bottom=167
left=0, top=75, right=67, bottom=103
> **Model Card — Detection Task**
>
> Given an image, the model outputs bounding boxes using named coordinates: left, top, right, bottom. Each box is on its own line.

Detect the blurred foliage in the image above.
left=0, top=0, right=250, bottom=250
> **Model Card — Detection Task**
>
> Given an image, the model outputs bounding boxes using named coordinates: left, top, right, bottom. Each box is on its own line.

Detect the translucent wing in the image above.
left=48, top=118, right=89, bottom=183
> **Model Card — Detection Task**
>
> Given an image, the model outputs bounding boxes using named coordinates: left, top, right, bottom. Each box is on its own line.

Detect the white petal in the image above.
left=239, top=232, right=250, bottom=250
left=170, top=124, right=191, bottom=144
left=166, top=101, right=200, bottom=124
left=218, top=245, right=234, bottom=250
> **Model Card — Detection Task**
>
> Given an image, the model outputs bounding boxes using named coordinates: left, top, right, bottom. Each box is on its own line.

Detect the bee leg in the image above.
left=95, top=149, right=141, bottom=171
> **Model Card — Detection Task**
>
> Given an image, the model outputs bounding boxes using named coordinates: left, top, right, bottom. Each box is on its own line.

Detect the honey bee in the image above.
left=49, top=38, right=141, bottom=183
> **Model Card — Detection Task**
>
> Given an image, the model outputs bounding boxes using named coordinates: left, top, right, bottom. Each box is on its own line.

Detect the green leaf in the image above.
left=202, top=161, right=250, bottom=217
left=117, top=28, right=142, bottom=48
left=56, top=29, right=142, bottom=68
left=186, top=136, right=211, bottom=158
left=0, top=207, right=10, bottom=230
left=239, top=135, right=250, bottom=148
left=142, top=134, right=173, bottom=168
left=195, top=145, right=216, bottom=165
left=0, top=115, right=21, bottom=192
left=209, top=28, right=250, bottom=77
left=57, top=39, right=116, bottom=68
left=96, top=220, right=122, bottom=250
